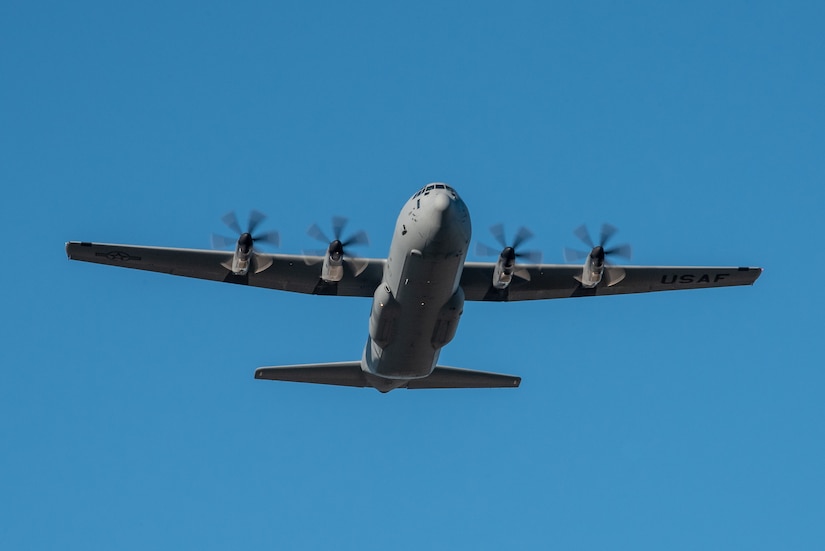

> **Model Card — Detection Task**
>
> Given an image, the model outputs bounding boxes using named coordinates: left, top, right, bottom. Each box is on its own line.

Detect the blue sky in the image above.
left=2, top=1, right=824, bottom=549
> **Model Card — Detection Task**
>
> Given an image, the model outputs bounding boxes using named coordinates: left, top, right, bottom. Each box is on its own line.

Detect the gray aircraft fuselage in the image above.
left=361, top=185, right=471, bottom=392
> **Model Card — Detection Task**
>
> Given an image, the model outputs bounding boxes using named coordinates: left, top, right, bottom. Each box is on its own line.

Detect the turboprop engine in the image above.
left=321, top=239, right=346, bottom=283
left=492, top=247, right=517, bottom=289
left=579, top=245, right=606, bottom=287
left=231, top=232, right=254, bottom=275
left=563, top=224, right=631, bottom=288
left=305, top=216, right=369, bottom=282
left=211, top=210, right=280, bottom=276
left=476, top=224, right=542, bottom=290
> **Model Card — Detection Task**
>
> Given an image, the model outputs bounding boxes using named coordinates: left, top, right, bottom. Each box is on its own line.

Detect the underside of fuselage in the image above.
left=360, top=185, right=472, bottom=388
left=254, top=185, right=521, bottom=392
left=254, top=185, right=523, bottom=393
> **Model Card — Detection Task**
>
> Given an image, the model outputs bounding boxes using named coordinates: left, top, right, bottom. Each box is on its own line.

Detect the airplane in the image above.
left=65, top=183, right=762, bottom=392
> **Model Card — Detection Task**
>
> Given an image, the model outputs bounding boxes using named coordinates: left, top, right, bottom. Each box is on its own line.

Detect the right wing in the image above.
left=460, top=262, right=763, bottom=301
left=65, top=241, right=385, bottom=297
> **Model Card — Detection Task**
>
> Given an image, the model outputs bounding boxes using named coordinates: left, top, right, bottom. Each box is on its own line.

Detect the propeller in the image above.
left=211, top=210, right=281, bottom=251
left=476, top=224, right=543, bottom=264
left=563, top=223, right=631, bottom=263
left=304, top=216, right=369, bottom=271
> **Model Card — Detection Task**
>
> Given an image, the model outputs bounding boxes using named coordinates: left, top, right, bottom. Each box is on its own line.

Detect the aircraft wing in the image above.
left=65, top=241, right=385, bottom=297
left=460, top=262, right=763, bottom=302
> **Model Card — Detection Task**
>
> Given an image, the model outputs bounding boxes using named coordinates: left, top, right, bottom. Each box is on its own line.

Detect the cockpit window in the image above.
left=413, top=183, right=459, bottom=200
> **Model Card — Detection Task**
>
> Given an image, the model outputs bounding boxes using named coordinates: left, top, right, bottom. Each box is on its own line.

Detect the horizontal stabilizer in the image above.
left=254, top=363, right=521, bottom=391
left=255, top=362, right=367, bottom=387
left=405, top=366, right=521, bottom=389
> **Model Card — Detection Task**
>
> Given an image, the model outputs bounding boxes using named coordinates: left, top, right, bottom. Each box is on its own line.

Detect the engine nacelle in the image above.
left=369, top=284, right=401, bottom=348
left=492, top=247, right=517, bottom=289
left=320, top=240, right=345, bottom=282
left=228, top=233, right=254, bottom=275
left=431, top=287, right=464, bottom=348
left=576, top=246, right=607, bottom=288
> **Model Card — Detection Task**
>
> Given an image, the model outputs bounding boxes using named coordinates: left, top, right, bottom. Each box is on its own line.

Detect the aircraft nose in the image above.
left=433, top=191, right=451, bottom=213
left=417, top=186, right=469, bottom=252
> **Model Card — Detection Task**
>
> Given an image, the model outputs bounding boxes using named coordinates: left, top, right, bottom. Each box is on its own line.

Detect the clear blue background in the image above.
left=2, top=1, right=823, bottom=549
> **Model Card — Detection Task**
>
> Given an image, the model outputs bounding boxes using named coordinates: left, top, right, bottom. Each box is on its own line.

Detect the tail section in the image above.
left=255, top=362, right=367, bottom=387
left=405, top=366, right=520, bottom=389
left=254, top=363, right=520, bottom=391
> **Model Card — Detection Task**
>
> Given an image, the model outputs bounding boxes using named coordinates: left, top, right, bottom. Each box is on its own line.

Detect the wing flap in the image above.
left=405, top=366, right=521, bottom=389
left=254, top=362, right=368, bottom=387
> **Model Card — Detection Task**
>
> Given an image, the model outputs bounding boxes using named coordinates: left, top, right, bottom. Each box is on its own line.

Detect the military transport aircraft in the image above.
left=66, top=183, right=762, bottom=392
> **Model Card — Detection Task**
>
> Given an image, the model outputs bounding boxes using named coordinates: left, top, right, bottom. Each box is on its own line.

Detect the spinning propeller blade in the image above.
left=564, top=223, right=631, bottom=263
left=305, top=216, right=369, bottom=269
left=476, top=224, right=543, bottom=264
left=211, top=210, right=280, bottom=250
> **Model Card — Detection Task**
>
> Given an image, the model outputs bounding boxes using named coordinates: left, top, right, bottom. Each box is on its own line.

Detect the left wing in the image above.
left=65, top=241, right=385, bottom=297
left=460, top=262, right=762, bottom=301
